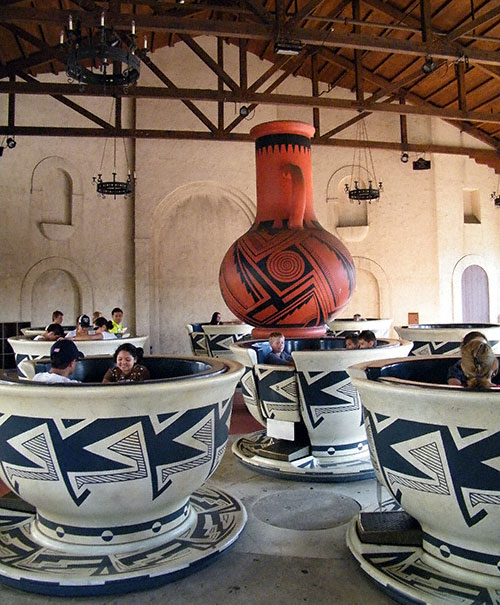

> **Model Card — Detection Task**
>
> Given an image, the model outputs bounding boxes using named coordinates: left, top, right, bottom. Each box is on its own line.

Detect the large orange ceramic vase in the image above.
left=219, top=120, right=355, bottom=338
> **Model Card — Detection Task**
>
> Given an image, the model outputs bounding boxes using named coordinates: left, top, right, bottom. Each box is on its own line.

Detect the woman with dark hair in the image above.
left=102, top=343, right=150, bottom=383
left=93, top=316, right=117, bottom=340
left=209, top=311, right=222, bottom=325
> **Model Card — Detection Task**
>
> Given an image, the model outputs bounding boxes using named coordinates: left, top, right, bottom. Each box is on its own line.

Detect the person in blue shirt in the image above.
left=264, top=332, right=294, bottom=366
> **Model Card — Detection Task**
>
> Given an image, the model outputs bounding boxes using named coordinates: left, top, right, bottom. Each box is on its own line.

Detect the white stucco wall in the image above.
left=1, top=36, right=500, bottom=353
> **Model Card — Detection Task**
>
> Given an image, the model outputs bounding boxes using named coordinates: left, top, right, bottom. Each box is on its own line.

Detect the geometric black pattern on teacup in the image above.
left=255, top=366, right=299, bottom=421
left=366, top=410, right=500, bottom=528
left=0, top=399, right=231, bottom=506
left=0, top=485, right=245, bottom=596
left=190, top=331, right=208, bottom=356
left=205, top=332, right=249, bottom=357
left=409, top=340, right=460, bottom=356
left=297, top=370, right=361, bottom=429
left=410, top=339, right=500, bottom=357
left=240, top=367, right=257, bottom=401
left=15, top=353, right=44, bottom=379
left=360, top=544, right=500, bottom=604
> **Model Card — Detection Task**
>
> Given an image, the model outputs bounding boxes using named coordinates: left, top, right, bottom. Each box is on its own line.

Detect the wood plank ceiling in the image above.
left=1, top=0, right=500, bottom=169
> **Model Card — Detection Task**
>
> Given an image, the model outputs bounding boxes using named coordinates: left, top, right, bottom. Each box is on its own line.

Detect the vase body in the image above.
left=219, top=121, right=355, bottom=338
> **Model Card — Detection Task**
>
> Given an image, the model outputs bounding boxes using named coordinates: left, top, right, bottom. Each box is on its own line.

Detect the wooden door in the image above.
left=461, top=265, right=489, bottom=322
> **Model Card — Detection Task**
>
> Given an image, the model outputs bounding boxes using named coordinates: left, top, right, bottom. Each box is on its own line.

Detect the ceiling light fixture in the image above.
left=6, top=137, right=16, bottom=149
left=345, top=119, right=383, bottom=203
left=421, top=55, right=437, bottom=75
left=65, top=12, right=141, bottom=90
left=401, top=152, right=409, bottom=163
left=274, top=38, right=303, bottom=55
left=93, top=100, right=135, bottom=199
left=491, top=172, right=500, bottom=207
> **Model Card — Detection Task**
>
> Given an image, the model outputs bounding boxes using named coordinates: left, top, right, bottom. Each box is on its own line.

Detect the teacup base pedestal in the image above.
left=0, top=486, right=246, bottom=597
left=346, top=513, right=500, bottom=605
left=232, top=431, right=374, bottom=482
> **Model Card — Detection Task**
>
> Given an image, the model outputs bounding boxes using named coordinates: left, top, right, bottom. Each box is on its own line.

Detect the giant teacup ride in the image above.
left=231, top=336, right=412, bottom=482
left=21, top=325, right=76, bottom=338
left=328, top=318, right=393, bottom=338
left=395, top=323, right=500, bottom=355
left=8, top=334, right=149, bottom=379
left=0, top=354, right=245, bottom=596
left=346, top=354, right=500, bottom=605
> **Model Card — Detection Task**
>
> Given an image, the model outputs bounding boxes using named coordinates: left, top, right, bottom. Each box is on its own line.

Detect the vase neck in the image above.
left=253, top=131, right=317, bottom=228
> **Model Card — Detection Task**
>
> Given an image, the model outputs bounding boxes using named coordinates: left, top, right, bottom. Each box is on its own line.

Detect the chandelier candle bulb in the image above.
left=101, top=11, right=105, bottom=27
left=60, top=30, right=64, bottom=44
left=132, top=20, right=136, bottom=35
left=68, top=15, right=73, bottom=30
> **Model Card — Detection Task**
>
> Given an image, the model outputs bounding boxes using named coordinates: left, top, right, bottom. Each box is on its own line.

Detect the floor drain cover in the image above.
left=252, top=488, right=360, bottom=530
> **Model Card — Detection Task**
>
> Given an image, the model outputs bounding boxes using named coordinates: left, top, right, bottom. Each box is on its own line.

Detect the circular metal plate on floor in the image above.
left=0, top=486, right=247, bottom=597
left=252, top=488, right=360, bottom=530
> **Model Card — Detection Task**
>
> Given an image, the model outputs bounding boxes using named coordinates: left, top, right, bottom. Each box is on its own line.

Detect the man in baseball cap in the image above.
left=32, top=340, right=84, bottom=383
left=65, top=314, right=92, bottom=339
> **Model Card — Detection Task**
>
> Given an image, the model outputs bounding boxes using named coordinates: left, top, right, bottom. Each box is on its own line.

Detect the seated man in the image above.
left=32, top=340, right=84, bottom=383
left=34, top=323, right=65, bottom=341
left=69, top=317, right=117, bottom=341
left=45, top=309, right=64, bottom=331
left=110, top=307, right=124, bottom=334
left=359, top=329, right=377, bottom=348
left=264, top=332, right=294, bottom=366
left=345, top=333, right=360, bottom=349
left=65, top=314, right=92, bottom=339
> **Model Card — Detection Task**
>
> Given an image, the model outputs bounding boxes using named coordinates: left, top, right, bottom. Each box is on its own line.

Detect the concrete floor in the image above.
left=0, top=431, right=394, bottom=605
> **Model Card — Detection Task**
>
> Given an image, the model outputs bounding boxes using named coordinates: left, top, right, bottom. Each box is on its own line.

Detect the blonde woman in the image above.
left=461, top=339, right=498, bottom=390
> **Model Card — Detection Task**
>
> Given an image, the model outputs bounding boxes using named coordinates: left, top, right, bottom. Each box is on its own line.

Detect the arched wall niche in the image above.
left=452, top=254, right=497, bottom=322
left=30, top=156, right=83, bottom=241
left=150, top=181, right=255, bottom=354
left=338, top=256, right=391, bottom=321
left=20, top=258, right=93, bottom=323
left=326, top=165, right=374, bottom=242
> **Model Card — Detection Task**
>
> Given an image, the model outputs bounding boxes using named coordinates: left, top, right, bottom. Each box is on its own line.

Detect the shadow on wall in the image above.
left=21, top=258, right=93, bottom=326
left=151, top=182, right=255, bottom=355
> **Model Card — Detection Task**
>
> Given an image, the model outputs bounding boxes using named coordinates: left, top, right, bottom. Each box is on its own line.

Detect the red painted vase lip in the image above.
left=250, top=120, right=315, bottom=140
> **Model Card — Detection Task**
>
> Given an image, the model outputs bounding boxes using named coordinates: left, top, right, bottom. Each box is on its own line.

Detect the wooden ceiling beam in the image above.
left=241, top=0, right=273, bottom=25
left=447, top=2, right=500, bottom=41
left=2, top=6, right=500, bottom=66
left=18, top=72, right=114, bottom=130
left=0, top=122, right=495, bottom=161
left=224, top=57, right=303, bottom=134
left=419, top=0, right=432, bottom=43
left=138, top=51, right=216, bottom=132
left=319, top=48, right=499, bottom=150
left=287, top=0, right=324, bottom=27
left=177, top=33, right=240, bottom=93
left=2, top=80, right=500, bottom=125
